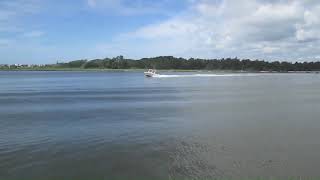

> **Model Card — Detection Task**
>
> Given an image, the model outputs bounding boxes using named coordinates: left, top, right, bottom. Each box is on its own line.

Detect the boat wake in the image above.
left=152, top=74, right=257, bottom=78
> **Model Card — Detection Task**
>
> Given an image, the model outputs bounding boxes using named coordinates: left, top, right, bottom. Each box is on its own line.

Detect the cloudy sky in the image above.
left=1, top=0, right=320, bottom=64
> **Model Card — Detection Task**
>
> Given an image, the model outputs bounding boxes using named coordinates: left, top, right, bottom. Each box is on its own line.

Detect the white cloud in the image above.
left=0, top=0, right=41, bottom=19
left=87, top=0, right=97, bottom=8
left=0, top=39, right=11, bottom=46
left=0, top=0, right=46, bottom=63
left=295, top=5, right=320, bottom=42
left=98, top=0, right=320, bottom=61
left=23, top=30, right=45, bottom=38
left=86, top=0, right=181, bottom=16
left=0, top=0, right=42, bottom=33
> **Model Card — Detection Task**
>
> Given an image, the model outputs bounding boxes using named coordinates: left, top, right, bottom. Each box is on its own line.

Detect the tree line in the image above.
left=54, top=56, right=320, bottom=71
left=2, top=56, right=320, bottom=71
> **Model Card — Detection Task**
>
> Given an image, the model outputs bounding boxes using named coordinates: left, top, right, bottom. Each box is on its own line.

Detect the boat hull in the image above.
left=144, top=72, right=154, bottom=77
left=144, top=69, right=158, bottom=77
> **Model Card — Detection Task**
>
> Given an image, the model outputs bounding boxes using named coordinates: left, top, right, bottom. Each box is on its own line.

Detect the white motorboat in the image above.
left=144, top=69, right=158, bottom=77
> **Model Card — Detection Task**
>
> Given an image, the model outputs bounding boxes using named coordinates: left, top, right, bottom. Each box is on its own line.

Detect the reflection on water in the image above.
left=0, top=71, right=320, bottom=179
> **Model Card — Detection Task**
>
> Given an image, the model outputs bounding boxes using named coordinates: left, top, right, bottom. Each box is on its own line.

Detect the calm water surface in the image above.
left=0, top=71, right=320, bottom=179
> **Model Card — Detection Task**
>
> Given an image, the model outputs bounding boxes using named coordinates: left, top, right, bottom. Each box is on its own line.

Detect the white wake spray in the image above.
left=152, top=73, right=258, bottom=78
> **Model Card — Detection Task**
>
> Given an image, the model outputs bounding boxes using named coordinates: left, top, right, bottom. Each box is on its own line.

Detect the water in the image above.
left=0, top=71, right=320, bottom=179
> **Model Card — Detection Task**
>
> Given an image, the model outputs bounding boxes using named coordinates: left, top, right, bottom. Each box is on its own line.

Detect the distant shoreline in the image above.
left=1, top=68, right=319, bottom=74
left=2, top=56, right=320, bottom=72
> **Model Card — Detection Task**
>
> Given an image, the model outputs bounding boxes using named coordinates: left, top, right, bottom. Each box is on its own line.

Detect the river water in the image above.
left=0, top=71, right=320, bottom=179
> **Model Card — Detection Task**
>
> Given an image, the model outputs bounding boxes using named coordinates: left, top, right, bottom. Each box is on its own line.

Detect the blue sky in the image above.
left=1, top=0, right=320, bottom=64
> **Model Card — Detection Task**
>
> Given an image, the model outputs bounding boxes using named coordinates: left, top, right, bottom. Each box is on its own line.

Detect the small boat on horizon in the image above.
left=144, top=69, right=159, bottom=77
